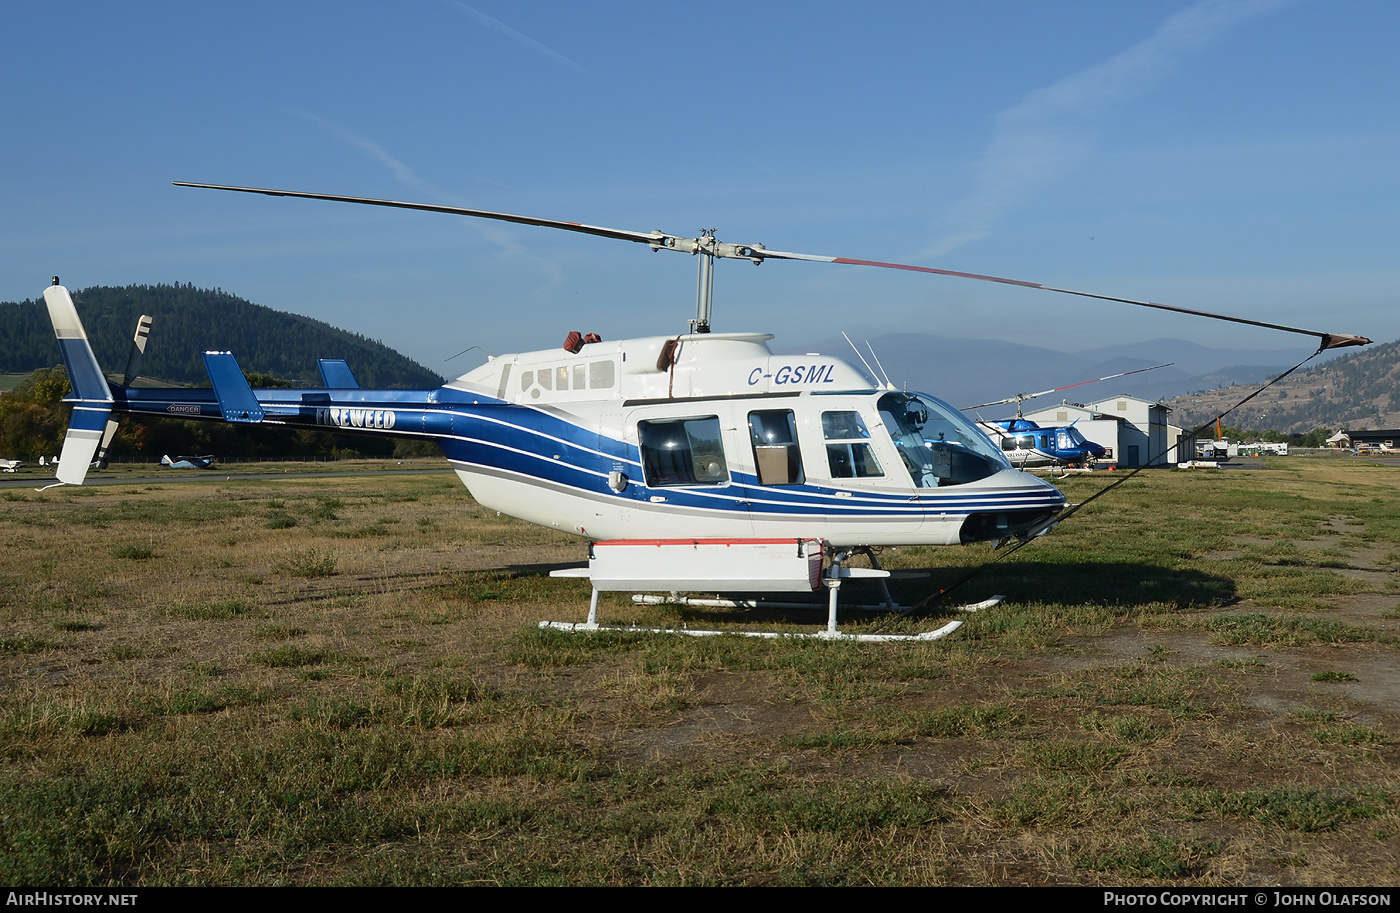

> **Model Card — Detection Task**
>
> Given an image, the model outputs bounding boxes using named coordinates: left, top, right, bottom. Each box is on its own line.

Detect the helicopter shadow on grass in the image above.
left=641, top=558, right=1238, bottom=630
left=884, top=558, right=1238, bottom=615
left=482, top=557, right=1237, bottom=630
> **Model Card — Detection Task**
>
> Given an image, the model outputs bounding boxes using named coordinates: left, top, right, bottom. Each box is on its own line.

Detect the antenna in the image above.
left=865, top=341, right=893, bottom=390
left=842, top=332, right=880, bottom=386
left=445, top=344, right=490, bottom=363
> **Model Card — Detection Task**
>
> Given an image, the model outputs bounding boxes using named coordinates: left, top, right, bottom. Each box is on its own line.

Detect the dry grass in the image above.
left=0, top=454, right=1398, bottom=885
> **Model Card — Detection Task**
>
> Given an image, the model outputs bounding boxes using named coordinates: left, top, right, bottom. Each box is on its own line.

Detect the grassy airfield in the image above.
left=0, top=454, right=1397, bottom=885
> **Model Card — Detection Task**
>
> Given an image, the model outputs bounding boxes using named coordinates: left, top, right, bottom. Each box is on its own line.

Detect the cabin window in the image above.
left=1001, top=437, right=1016, bottom=452
left=589, top=360, right=615, bottom=389
left=748, top=410, right=804, bottom=486
left=538, top=369, right=552, bottom=391
left=822, top=411, right=870, bottom=441
left=821, top=410, right=882, bottom=479
left=520, top=370, right=533, bottom=391
left=638, top=417, right=729, bottom=487
left=573, top=364, right=586, bottom=390
left=1016, top=435, right=1034, bottom=450
left=556, top=366, right=570, bottom=390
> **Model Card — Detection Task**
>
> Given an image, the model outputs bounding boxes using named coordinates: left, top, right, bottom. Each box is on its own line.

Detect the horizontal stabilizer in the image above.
left=317, top=358, right=360, bottom=388
left=202, top=352, right=264, bottom=423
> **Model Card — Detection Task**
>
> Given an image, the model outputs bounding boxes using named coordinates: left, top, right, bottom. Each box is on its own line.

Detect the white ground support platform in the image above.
left=578, top=537, right=824, bottom=592
left=545, top=538, right=1001, bottom=643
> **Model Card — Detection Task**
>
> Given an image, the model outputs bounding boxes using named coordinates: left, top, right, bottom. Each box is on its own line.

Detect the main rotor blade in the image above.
left=757, top=250, right=1370, bottom=350
left=961, top=363, right=1174, bottom=411
left=174, top=182, right=1371, bottom=350
left=1029, top=362, right=1176, bottom=401
left=173, top=182, right=673, bottom=247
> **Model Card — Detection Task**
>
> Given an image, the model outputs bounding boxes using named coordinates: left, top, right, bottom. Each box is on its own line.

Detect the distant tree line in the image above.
left=0, top=368, right=72, bottom=460
left=0, top=284, right=445, bottom=388
left=1217, top=425, right=1334, bottom=448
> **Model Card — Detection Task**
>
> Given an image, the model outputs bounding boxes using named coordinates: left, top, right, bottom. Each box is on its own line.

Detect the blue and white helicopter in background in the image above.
left=965, top=365, right=1171, bottom=470
left=41, top=182, right=1371, bottom=641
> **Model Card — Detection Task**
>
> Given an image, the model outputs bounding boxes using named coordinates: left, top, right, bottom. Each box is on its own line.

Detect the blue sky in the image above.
left=3, top=1, right=1396, bottom=372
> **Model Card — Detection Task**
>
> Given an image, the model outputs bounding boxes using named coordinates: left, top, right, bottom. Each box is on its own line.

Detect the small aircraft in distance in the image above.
left=37, top=182, right=1371, bottom=641
left=0, top=459, right=22, bottom=473
left=965, top=364, right=1171, bottom=469
left=160, top=454, right=215, bottom=469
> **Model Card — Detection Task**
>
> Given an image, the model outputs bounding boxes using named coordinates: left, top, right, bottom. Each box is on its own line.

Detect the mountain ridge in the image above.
left=0, top=284, right=445, bottom=388
left=777, top=332, right=1339, bottom=415
left=1166, top=337, right=1400, bottom=434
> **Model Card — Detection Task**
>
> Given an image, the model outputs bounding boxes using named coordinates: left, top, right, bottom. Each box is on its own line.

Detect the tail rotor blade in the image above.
left=123, top=315, right=152, bottom=386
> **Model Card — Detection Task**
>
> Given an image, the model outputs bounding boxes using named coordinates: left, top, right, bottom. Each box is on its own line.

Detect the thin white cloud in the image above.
left=298, top=112, right=568, bottom=293
left=448, top=1, right=589, bottom=74
left=921, top=0, right=1294, bottom=259
left=301, top=113, right=446, bottom=199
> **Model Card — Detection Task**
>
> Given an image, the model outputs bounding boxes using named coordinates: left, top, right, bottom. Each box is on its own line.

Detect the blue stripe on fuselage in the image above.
left=109, top=384, right=1063, bottom=519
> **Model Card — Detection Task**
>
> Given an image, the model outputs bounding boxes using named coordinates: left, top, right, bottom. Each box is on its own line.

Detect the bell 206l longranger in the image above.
left=39, top=182, right=1370, bottom=640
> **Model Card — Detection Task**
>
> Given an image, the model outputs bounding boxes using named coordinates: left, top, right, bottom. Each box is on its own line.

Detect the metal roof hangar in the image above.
left=1024, top=394, right=1190, bottom=468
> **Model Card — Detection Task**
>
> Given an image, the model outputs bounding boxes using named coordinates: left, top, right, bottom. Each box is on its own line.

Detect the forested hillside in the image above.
left=0, top=284, right=444, bottom=387
left=1168, top=337, right=1400, bottom=434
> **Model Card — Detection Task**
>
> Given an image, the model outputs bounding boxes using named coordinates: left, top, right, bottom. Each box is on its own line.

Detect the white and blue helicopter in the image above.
left=40, top=183, right=1371, bottom=641
left=965, top=364, right=1172, bottom=470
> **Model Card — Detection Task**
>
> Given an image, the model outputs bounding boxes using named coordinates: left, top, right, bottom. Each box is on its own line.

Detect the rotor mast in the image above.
left=692, top=230, right=717, bottom=334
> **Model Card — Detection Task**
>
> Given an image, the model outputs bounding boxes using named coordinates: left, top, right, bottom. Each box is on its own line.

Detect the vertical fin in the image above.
left=42, top=285, right=113, bottom=486
left=44, top=285, right=112, bottom=404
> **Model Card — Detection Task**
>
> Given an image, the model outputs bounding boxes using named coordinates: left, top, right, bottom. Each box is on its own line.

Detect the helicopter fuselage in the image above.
left=104, top=330, right=1065, bottom=547
left=977, top=418, right=1107, bottom=469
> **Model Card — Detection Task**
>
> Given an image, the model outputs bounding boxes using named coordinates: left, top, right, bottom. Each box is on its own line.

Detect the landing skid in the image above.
left=543, top=542, right=1004, bottom=643
left=538, top=617, right=968, bottom=643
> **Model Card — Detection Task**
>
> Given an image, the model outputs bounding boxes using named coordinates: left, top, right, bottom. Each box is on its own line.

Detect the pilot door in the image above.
left=808, top=404, right=925, bottom=538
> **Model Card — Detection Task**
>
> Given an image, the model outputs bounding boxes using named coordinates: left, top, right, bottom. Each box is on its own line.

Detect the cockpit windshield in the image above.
left=877, top=392, right=1011, bottom=488
left=1056, top=427, right=1087, bottom=450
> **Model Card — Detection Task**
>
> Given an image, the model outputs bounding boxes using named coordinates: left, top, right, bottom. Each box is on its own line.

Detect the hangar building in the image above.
left=1023, top=394, right=1189, bottom=468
